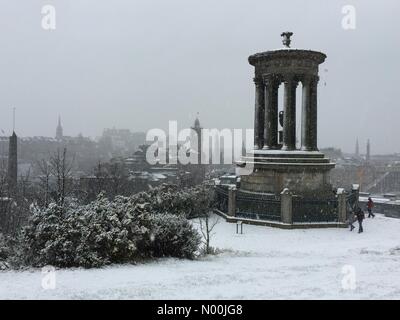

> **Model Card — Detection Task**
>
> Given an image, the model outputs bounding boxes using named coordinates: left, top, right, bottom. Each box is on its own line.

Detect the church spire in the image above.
left=56, top=115, right=63, bottom=140
left=355, top=138, right=359, bottom=157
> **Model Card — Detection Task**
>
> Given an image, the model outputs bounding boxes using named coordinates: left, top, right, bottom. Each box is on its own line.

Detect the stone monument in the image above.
left=214, top=32, right=358, bottom=227
left=238, top=32, right=335, bottom=199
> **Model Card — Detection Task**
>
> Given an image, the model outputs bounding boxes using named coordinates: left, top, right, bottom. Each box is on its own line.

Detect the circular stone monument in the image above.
left=237, top=32, right=335, bottom=198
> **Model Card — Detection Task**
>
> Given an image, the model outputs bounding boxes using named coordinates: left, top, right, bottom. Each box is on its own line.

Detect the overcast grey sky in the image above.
left=0, top=0, right=399, bottom=154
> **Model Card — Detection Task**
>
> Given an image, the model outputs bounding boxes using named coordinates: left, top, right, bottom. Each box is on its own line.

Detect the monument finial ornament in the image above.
left=281, top=31, right=293, bottom=48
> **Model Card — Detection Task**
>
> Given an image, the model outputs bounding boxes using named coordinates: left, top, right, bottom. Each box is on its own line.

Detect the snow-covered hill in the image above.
left=1, top=214, right=399, bottom=299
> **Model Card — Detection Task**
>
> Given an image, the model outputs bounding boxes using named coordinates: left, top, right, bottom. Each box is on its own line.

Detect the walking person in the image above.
left=355, top=206, right=365, bottom=233
left=367, top=197, right=375, bottom=218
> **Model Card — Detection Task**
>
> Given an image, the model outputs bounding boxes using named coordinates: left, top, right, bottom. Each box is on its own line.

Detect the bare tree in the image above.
left=94, top=161, right=107, bottom=194
left=49, top=148, right=75, bottom=206
left=36, top=159, right=51, bottom=207
left=11, top=171, right=33, bottom=234
left=81, top=160, right=109, bottom=203
left=198, top=212, right=219, bottom=255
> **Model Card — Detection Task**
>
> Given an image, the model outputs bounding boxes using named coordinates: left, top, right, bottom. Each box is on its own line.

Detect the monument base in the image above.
left=237, top=150, right=335, bottom=197
left=213, top=150, right=356, bottom=226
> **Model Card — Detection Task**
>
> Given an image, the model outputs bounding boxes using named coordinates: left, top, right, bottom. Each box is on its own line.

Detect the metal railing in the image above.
left=292, top=197, right=338, bottom=223
left=214, top=186, right=228, bottom=213
left=215, top=185, right=353, bottom=224
left=236, top=191, right=281, bottom=221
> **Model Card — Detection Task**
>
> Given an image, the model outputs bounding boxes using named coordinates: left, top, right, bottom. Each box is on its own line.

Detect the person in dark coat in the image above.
left=355, top=206, right=365, bottom=233
left=367, top=197, right=375, bottom=218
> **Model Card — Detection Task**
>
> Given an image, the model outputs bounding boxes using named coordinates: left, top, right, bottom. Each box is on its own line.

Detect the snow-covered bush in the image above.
left=22, top=191, right=202, bottom=268
left=130, top=184, right=215, bottom=218
left=0, top=233, right=10, bottom=261
left=0, top=233, right=13, bottom=270
left=146, top=214, right=201, bottom=259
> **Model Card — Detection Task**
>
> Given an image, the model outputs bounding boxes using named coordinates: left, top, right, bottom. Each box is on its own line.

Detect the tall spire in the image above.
left=56, top=115, right=63, bottom=140
left=190, top=113, right=205, bottom=184
left=191, top=114, right=202, bottom=159
left=366, top=139, right=371, bottom=163
left=8, top=130, right=18, bottom=193
left=194, top=112, right=201, bottom=129
left=355, top=138, right=359, bottom=157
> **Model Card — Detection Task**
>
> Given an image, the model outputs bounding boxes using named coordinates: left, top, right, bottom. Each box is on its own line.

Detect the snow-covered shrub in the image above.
left=0, top=233, right=13, bottom=270
left=0, top=233, right=10, bottom=261
left=22, top=190, right=202, bottom=268
left=23, top=197, right=148, bottom=268
left=129, top=184, right=215, bottom=218
left=199, top=245, right=221, bottom=256
left=145, top=214, right=201, bottom=259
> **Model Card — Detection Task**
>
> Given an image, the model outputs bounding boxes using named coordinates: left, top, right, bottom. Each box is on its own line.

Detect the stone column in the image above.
left=337, top=188, right=347, bottom=223
left=309, top=76, right=319, bottom=151
left=352, top=184, right=360, bottom=208
left=282, top=75, right=297, bottom=151
left=301, top=76, right=311, bottom=151
left=263, top=77, right=279, bottom=149
left=228, top=186, right=237, bottom=217
left=280, top=188, right=293, bottom=224
left=282, top=74, right=297, bottom=150
left=254, top=78, right=265, bottom=149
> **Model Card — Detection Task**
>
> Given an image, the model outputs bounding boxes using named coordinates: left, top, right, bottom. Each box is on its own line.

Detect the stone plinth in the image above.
left=237, top=150, right=335, bottom=197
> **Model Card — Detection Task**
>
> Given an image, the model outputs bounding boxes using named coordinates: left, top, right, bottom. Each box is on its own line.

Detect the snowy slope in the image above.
left=1, top=214, right=399, bottom=300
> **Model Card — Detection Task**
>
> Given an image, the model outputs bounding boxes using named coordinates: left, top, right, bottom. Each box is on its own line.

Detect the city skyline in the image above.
left=0, top=0, right=399, bottom=154
left=0, top=112, right=382, bottom=156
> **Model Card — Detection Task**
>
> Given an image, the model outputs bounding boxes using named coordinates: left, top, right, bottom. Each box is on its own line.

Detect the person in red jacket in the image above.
left=367, top=197, right=375, bottom=218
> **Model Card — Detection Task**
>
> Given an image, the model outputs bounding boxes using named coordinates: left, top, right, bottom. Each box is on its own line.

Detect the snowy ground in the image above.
left=1, top=214, right=400, bottom=300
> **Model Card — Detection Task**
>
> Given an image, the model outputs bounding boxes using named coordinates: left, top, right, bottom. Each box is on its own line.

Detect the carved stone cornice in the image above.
left=249, top=49, right=326, bottom=66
